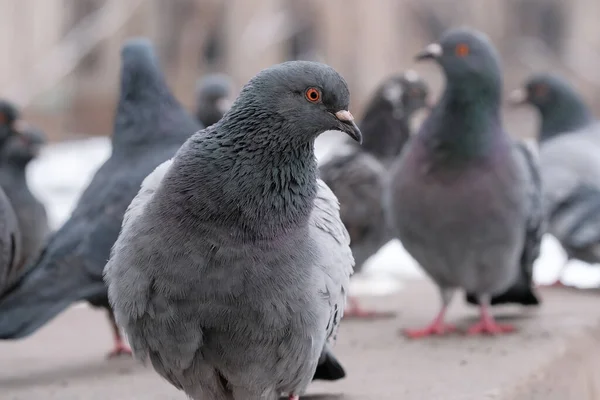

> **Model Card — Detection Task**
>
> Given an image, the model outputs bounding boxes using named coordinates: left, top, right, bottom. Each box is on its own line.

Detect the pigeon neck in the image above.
left=0, top=163, right=26, bottom=188
left=423, top=90, right=503, bottom=161
left=538, top=97, right=593, bottom=142
left=360, top=102, right=410, bottom=160
left=172, top=123, right=318, bottom=241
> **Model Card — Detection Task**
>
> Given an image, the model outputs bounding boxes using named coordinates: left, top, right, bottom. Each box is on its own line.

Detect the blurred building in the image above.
left=0, top=0, right=599, bottom=140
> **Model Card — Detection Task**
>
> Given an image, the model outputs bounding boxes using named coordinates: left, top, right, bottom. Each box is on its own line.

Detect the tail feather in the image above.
left=312, top=347, right=346, bottom=381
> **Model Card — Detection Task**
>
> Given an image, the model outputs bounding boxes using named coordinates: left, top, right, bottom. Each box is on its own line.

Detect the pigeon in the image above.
left=0, top=38, right=201, bottom=358
left=104, top=60, right=358, bottom=400
left=0, top=101, right=23, bottom=293
left=509, top=74, right=600, bottom=285
left=386, top=27, right=543, bottom=337
left=318, top=71, right=430, bottom=319
left=0, top=123, right=49, bottom=273
left=194, top=73, right=233, bottom=127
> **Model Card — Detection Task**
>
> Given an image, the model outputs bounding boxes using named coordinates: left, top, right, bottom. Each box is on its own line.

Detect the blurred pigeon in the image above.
left=0, top=101, right=23, bottom=293
left=104, top=61, right=358, bottom=399
left=0, top=125, right=49, bottom=272
left=319, top=71, right=430, bottom=319
left=194, top=73, right=233, bottom=127
left=509, top=74, right=600, bottom=285
left=387, top=28, right=542, bottom=337
left=0, top=38, right=201, bottom=358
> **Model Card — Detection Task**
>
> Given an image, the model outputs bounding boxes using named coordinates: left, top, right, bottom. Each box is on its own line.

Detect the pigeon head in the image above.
left=223, top=61, right=362, bottom=144
left=195, top=73, right=234, bottom=126
left=416, top=27, right=502, bottom=101
left=508, top=73, right=593, bottom=141
left=119, top=38, right=163, bottom=101
left=2, top=125, right=46, bottom=166
left=0, top=100, right=28, bottom=147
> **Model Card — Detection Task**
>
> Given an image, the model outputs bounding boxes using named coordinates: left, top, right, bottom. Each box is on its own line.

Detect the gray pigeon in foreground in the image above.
left=0, top=124, right=49, bottom=272
left=509, top=74, right=600, bottom=285
left=194, top=73, right=233, bottom=127
left=386, top=27, right=542, bottom=337
left=319, top=71, right=430, bottom=319
left=104, top=61, right=358, bottom=400
left=0, top=38, right=201, bottom=357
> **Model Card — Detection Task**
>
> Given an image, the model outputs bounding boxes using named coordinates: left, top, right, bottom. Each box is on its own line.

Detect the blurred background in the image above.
left=3, top=0, right=600, bottom=142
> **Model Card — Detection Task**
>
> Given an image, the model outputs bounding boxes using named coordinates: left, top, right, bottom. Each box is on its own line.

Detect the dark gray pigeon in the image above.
left=386, top=27, right=543, bottom=337
left=0, top=38, right=201, bottom=358
left=0, top=124, right=49, bottom=272
left=194, top=73, right=233, bottom=127
left=104, top=60, right=358, bottom=399
left=0, top=101, right=23, bottom=294
left=318, top=71, right=430, bottom=319
left=509, top=74, right=600, bottom=285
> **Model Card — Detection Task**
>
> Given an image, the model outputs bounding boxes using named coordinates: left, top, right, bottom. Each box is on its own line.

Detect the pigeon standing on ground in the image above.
left=386, top=27, right=542, bottom=337
left=105, top=61, right=358, bottom=400
left=319, top=71, right=430, bottom=319
left=0, top=125, right=49, bottom=271
left=0, top=101, right=23, bottom=293
left=0, top=38, right=201, bottom=357
left=509, top=74, right=600, bottom=285
left=194, top=73, right=233, bottom=127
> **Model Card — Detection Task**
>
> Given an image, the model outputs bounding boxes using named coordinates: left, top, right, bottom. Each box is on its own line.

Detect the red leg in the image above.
left=402, top=305, right=457, bottom=338
left=343, top=296, right=396, bottom=320
left=288, top=395, right=299, bottom=400
left=107, top=310, right=132, bottom=359
left=466, top=297, right=515, bottom=336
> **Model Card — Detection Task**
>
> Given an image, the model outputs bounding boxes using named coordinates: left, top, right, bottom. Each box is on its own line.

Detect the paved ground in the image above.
left=2, top=281, right=600, bottom=400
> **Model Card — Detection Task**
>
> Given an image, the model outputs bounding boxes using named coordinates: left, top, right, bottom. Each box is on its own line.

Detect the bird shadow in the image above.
left=279, top=395, right=347, bottom=400
left=0, top=356, right=139, bottom=389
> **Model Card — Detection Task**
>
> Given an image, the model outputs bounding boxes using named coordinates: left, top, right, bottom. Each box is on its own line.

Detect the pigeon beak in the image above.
left=335, top=110, right=362, bottom=144
left=508, top=88, right=528, bottom=106
left=415, top=43, right=443, bottom=61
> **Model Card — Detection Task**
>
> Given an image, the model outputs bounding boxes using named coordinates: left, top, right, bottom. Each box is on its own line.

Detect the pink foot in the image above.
left=343, top=297, right=396, bottom=320
left=107, top=341, right=132, bottom=359
left=403, top=322, right=457, bottom=339
left=289, top=395, right=299, bottom=400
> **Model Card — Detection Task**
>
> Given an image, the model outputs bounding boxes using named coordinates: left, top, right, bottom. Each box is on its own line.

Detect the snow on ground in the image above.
left=25, top=134, right=600, bottom=299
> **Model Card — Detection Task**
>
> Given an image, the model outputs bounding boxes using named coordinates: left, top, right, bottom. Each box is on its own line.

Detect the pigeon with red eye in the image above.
left=387, top=27, right=543, bottom=337
left=194, top=73, right=234, bottom=128
left=509, top=74, right=600, bottom=286
left=0, top=125, right=49, bottom=274
left=318, top=71, right=430, bottom=319
left=104, top=61, right=357, bottom=400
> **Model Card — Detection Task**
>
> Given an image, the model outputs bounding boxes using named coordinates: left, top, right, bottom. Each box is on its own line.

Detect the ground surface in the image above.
left=2, top=281, right=600, bottom=400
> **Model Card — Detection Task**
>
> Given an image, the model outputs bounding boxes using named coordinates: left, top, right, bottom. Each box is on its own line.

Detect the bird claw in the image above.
left=107, top=343, right=133, bottom=359
left=288, top=395, right=299, bottom=400
left=402, top=323, right=457, bottom=339
left=465, top=321, right=515, bottom=336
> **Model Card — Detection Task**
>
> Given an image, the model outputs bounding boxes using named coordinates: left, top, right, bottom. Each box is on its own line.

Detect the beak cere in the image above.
left=508, top=88, right=527, bottom=105
left=334, top=110, right=362, bottom=144
left=415, top=43, right=443, bottom=61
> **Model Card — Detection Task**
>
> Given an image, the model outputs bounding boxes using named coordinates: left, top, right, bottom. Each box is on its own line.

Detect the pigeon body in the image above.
left=0, top=127, right=49, bottom=272
left=194, top=73, right=233, bottom=127
left=387, top=28, right=542, bottom=336
left=105, top=61, right=358, bottom=399
left=510, top=74, right=600, bottom=271
left=0, top=39, right=200, bottom=357
left=318, top=72, right=429, bottom=318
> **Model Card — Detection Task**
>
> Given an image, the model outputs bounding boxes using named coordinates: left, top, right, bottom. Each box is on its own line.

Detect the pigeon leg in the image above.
left=403, top=288, right=456, bottom=338
left=107, top=309, right=132, bottom=358
left=343, top=296, right=396, bottom=320
left=289, top=396, right=299, bottom=400
left=466, top=295, right=515, bottom=335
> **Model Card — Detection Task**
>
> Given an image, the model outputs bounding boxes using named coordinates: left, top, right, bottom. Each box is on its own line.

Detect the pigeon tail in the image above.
left=312, top=349, right=346, bottom=381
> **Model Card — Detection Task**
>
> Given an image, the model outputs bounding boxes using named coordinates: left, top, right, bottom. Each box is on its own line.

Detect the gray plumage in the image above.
left=319, top=71, right=430, bottom=276
left=511, top=74, right=600, bottom=265
left=387, top=28, right=541, bottom=336
left=195, top=73, right=233, bottom=127
left=105, top=61, right=358, bottom=399
left=0, top=38, right=200, bottom=343
left=0, top=126, right=49, bottom=272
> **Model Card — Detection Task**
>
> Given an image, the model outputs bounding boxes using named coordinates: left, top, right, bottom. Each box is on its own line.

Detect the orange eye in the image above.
left=455, top=43, right=470, bottom=57
left=305, top=87, right=321, bottom=103
left=533, top=84, right=549, bottom=98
